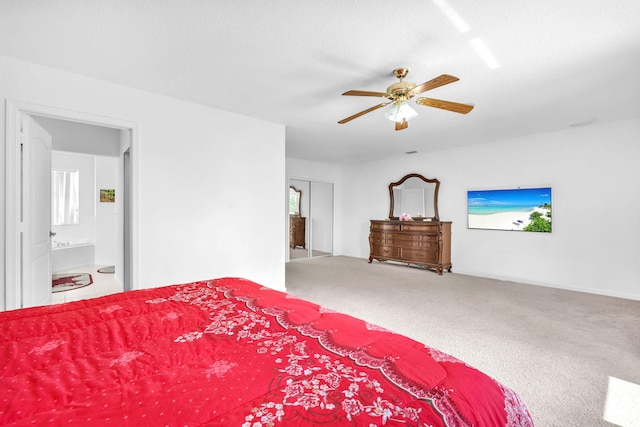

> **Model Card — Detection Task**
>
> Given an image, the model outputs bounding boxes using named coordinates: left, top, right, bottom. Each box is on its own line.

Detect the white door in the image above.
left=21, top=115, right=53, bottom=308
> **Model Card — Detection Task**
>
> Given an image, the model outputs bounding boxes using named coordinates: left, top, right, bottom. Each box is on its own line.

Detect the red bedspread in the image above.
left=0, top=277, right=533, bottom=426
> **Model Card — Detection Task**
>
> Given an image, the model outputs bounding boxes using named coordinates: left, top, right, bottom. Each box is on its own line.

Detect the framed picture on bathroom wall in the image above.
left=467, top=187, right=552, bottom=232
left=100, top=189, right=115, bottom=203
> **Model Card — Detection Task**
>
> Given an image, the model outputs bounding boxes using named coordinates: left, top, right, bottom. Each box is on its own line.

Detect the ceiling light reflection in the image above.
left=470, top=37, right=501, bottom=70
left=432, top=0, right=470, bottom=33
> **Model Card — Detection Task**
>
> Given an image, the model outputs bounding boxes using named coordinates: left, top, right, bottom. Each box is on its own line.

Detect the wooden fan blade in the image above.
left=395, top=120, right=408, bottom=131
left=338, top=102, right=390, bottom=124
left=410, top=74, right=459, bottom=95
left=415, top=97, right=474, bottom=114
left=342, top=90, right=389, bottom=97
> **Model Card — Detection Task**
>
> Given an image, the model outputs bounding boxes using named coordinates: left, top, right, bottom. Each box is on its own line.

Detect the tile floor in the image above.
left=51, top=265, right=123, bottom=304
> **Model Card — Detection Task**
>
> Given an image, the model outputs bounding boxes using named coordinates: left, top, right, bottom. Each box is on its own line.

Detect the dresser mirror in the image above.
left=289, top=186, right=302, bottom=216
left=388, top=173, right=440, bottom=221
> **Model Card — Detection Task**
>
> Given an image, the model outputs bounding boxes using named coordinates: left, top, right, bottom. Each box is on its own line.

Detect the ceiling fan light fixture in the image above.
left=385, top=101, right=418, bottom=122
left=338, top=68, right=473, bottom=131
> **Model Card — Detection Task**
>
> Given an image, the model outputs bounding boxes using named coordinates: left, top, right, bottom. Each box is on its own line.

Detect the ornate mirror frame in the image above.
left=388, top=173, right=440, bottom=221
left=289, top=186, right=302, bottom=216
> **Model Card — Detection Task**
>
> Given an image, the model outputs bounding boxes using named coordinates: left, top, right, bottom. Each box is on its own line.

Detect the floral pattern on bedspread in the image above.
left=151, top=278, right=528, bottom=426
left=109, top=350, right=144, bottom=367
left=247, top=347, right=428, bottom=426
left=28, top=339, right=66, bottom=355
left=0, top=277, right=533, bottom=427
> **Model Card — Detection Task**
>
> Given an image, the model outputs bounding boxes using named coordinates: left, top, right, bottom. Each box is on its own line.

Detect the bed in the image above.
left=0, top=277, right=533, bottom=426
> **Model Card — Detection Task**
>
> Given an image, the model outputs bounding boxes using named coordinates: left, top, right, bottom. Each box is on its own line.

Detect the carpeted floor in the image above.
left=285, top=256, right=640, bottom=427
left=289, top=247, right=331, bottom=259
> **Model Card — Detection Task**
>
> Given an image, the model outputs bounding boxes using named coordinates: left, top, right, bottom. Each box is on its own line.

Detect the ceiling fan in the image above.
left=338, top=67, right=474, bottom=131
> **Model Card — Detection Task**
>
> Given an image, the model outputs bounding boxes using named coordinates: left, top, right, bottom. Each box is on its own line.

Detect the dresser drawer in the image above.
left=369, top=232, right=385, bottom=245
left=401, top=248, right=437, bottom=262
left=372, top=245, right=400, bottom=258
left=371, top=222, right=401, bottom=232
left=400, top=222, right=438, bottom=232
left=391, top=233, right=421, bottom=242
left=391, top=233, right=437, bottom=248
left=388, top=233, right=421, bottom=248
left=421, top=233, right=438, bottom=242
left=420, top=240, right=437, bottom=250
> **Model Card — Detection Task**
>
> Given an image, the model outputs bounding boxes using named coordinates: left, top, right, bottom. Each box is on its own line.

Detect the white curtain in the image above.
left=52, top=170, right=79, bottom=225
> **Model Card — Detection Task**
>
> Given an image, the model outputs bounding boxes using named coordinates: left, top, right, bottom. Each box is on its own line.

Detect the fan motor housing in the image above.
left=387, top=81, right=417, bottom=98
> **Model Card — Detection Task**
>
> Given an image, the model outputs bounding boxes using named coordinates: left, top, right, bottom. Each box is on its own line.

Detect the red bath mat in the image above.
left=52, top=273, right=93, bottom=293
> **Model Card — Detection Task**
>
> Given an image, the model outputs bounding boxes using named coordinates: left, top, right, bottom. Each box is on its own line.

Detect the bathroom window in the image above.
left=52, top=170, right=80, bottom=225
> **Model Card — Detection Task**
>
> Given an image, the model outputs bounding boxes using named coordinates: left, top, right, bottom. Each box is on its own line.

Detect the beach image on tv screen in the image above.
left=467, top=187, right=552, bottom=232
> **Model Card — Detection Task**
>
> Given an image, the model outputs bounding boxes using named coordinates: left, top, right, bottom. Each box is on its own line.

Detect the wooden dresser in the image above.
left=369, top=220, right=452, bottom=275
left=289, top=216, right=306, bottom=249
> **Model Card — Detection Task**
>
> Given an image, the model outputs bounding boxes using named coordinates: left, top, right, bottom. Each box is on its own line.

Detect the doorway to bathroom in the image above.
left=43, top=127, right=120, bottom=305
left=4, top=100, right=136, bottom=310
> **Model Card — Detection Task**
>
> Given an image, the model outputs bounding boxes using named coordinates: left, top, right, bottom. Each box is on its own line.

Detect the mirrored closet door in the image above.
left=289, top=179, right=333, bottom=260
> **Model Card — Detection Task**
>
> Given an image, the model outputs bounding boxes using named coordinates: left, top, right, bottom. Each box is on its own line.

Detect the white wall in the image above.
left=341, top=117, right=640, bottom=300
left=95, top=155, right=118, bottom=266
left=1, top=54, right=286, bottom=310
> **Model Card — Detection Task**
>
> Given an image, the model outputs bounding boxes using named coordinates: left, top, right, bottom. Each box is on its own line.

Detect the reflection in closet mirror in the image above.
left=289, top=179, right=333, bottom=260
left=289, top=186, right=301, bottom=216
left=52, top=170, right=80, bottom=225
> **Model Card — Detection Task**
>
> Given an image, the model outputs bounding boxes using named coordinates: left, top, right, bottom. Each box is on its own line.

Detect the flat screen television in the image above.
left=467, top=187, right=552, bottom=232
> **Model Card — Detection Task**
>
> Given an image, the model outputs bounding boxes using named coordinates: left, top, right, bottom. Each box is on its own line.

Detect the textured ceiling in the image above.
left=1, top=1, right=639, bottom=164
